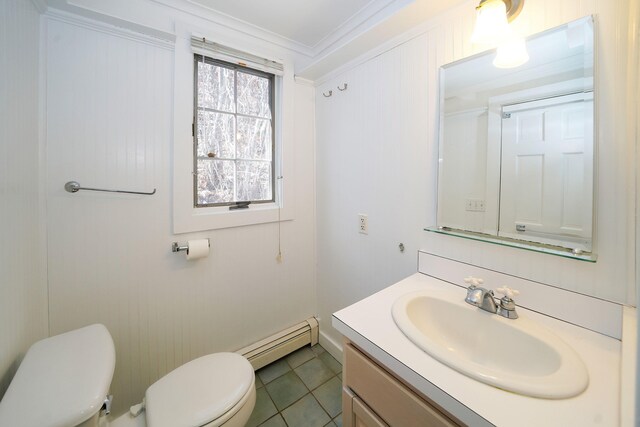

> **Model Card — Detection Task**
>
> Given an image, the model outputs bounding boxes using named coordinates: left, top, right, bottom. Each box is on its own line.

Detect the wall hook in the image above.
left=323, top=90, right=333, bottom=97
left=338, top=83, right=348, bottom=91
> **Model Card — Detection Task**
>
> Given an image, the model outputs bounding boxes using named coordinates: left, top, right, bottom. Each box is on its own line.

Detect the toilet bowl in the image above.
left=0, top=324, right=256, bottom=427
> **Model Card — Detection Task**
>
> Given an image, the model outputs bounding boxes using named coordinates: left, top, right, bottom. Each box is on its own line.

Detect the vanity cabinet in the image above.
left=342, top=341, right=461, bottom=427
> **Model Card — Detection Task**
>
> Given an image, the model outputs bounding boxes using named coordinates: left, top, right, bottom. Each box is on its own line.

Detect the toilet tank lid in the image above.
left=0, top=324, right=116, bottom=427
left=145, top=352, right=254, bottom=427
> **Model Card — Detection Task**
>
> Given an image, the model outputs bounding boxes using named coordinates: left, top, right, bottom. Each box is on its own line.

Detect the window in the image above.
left=173, top=35, right=293, bottom=233
left=194, top=55, right=275, bottom=207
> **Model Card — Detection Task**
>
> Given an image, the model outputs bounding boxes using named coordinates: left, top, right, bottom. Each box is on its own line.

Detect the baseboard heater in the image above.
left=236, top=317, right=319, bottom=370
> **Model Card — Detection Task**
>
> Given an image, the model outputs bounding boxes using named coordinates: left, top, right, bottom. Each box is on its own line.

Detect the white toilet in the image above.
left=0, top=324, right=256, bottom=427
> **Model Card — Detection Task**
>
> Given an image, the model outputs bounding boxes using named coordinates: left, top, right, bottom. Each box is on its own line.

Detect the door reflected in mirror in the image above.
left=433, top=16, right=596, bottom=261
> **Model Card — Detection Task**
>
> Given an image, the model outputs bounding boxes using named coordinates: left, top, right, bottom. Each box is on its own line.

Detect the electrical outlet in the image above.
left=465, top=199, right=486, bottom=212
left=358, top=214, right=368, bottom=234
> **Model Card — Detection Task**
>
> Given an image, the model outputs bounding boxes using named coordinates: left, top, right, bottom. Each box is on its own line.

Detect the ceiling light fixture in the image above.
left=471, top=0, right=511, bottom=45
left=471, top=0, right=528, bottom=68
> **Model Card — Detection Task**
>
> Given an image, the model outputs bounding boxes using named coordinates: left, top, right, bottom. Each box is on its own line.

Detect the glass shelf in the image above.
left=424, top=227, right=597, bottom=263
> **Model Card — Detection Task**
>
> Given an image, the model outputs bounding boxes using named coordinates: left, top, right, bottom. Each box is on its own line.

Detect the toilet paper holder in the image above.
left=172, top=239, right=210, bottom=253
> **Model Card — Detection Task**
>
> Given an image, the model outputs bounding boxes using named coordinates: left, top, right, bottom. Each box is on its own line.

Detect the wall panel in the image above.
left=45, top=16, right=316, bottom=415
left=0, top=0, right=48, bottom=400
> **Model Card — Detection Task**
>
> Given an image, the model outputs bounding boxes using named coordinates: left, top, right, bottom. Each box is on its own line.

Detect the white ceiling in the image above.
left=188, top=0, right=394, bottom=49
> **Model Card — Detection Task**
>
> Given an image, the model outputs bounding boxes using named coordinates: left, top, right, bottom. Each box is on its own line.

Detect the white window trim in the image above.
left=173, top=25, right=295, bottom=233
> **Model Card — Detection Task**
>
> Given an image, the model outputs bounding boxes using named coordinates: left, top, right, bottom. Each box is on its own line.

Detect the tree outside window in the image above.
left=194, top=56, right=275, bottom=207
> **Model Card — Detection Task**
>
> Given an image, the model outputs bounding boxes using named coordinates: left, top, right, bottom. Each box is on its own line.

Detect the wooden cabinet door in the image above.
left=343, top=343, right=459, bottom=427
left=343, top=386, right=388, bottom=427
left=353, top=396, right=388, bottom=427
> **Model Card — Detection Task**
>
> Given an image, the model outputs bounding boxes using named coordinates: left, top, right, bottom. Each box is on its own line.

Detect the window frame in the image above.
left=193, top=55, right=276, bottom=208
left=172, top=26, right=295, bottom=234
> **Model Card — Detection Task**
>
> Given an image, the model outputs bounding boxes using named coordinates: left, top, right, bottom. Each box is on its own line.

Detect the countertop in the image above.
left=333, top=272, right=623, bottom=427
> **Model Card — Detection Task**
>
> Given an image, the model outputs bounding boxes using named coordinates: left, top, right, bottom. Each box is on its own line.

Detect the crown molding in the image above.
left=45, top=7, right=176, bottom=49
left=151, top=0, right=315, bottom=57
left=310, top=0, right=411, bottom=57
left=151, top=0, right=416, bottom=60
left=298, top=0, right=469, bottom=83
left=293, top=75, right=315, bottom=87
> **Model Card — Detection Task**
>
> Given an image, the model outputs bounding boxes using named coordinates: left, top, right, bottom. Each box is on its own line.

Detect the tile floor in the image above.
left=246, top=344, right=343, bottom=427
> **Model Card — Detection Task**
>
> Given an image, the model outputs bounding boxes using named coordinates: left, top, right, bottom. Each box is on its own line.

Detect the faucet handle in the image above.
left=464, top=276, right=484, bottom=287
left=496, top=286, right=520, bottom=300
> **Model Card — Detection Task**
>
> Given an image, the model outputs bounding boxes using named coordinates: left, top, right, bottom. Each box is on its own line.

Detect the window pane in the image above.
left=196, top=110, right=235, bottom=159
left=197, top=159, right=235, bottom=205
left=197, top=61, right=235, bottom=112
left=236, top=161, right=272, bottom=202
left=237, top=72, right=271, bottom=118
left=194, top=56, right=275, bottom=207
left=236, top=116, right=272, bottom=160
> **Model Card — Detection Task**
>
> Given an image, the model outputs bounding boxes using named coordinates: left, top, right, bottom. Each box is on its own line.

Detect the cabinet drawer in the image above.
left=344, top=343, right=459, bottom=427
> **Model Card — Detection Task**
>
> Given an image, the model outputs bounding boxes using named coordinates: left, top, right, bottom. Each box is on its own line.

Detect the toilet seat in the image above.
left=144, top=352, right=254, bottom=427
left=0, top=324, right=116, bottom=427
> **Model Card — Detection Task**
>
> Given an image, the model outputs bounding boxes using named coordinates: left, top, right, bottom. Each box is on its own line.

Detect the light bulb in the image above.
left=471, top=0, right=511, bottom=45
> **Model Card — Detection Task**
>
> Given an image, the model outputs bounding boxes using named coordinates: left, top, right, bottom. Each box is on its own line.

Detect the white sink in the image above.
left=391, top=290, right=589, bottom=399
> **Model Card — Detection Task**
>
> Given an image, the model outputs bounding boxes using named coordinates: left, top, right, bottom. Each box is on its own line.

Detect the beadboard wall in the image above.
left=316, top=0, right=637, bottom=350
left=44, top=15, right=316, bottom=416
left=0, top=0, right=49, bottom=400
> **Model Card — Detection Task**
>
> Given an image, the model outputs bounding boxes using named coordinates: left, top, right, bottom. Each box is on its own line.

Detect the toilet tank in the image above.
left=0, top=324, right=116, bottom=427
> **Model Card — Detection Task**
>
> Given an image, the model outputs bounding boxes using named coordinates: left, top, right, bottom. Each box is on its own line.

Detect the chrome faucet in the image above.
left=464, top=277, right=498, bottom=313
left=463, top=277, right=519, bottom=319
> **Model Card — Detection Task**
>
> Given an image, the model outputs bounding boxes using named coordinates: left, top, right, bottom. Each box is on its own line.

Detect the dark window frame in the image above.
left=193, top=54, right=276, bottom=208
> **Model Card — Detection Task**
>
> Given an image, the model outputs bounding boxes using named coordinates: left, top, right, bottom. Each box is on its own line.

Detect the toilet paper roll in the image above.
left=186, top=239, right=209, bottom=260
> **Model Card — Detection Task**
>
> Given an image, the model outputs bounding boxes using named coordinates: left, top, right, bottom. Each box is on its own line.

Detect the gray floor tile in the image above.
left=311, top=344, right=326, bottom=355
left=258, top=414, right=287, bottom=427
left=257, top=358, right=291, bottom=384
left=319, top=351, right=342, bottom=374
left=265, top=370, right=309, bottom=411
left=286, top=346, right=316, bottom=369
left=281, top=394, right=331, bottom=427
left=295, top=358, right=335, bottom=390
left=246, top=388, right=277, bottom=427
left=249, top=345, right=344, bottom=427
left=312, top=376, right=342, bottom=418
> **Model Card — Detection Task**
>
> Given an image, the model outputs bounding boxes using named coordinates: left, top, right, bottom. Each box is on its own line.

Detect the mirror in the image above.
left=433, top=16, right=595, bottom=261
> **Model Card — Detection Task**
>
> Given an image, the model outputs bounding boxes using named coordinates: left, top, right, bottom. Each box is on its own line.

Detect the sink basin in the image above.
left=391, top=290, right=589, bottom=399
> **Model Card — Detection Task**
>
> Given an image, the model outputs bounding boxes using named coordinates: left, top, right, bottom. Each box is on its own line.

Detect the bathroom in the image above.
left=0, top=0, right=638, bottom=425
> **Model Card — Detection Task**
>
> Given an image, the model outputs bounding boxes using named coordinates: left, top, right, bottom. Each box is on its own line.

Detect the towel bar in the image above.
left=64, top=181, right=156, bottom=196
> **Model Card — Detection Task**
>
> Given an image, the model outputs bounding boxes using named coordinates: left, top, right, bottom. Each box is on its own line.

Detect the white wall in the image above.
left=0, top=0, right=49, bottom=399
left=44, top=11, right=316, bottom=416
left=316, top=0, right=638, bottom=348
left=316, top=36, right=431, bottom=351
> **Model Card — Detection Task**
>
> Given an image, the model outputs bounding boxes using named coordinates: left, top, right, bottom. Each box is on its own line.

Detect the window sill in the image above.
left=174, top=202, right=293, bottom=234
